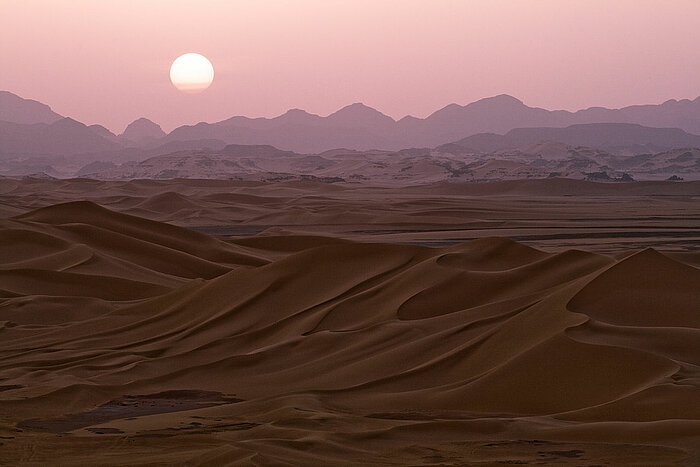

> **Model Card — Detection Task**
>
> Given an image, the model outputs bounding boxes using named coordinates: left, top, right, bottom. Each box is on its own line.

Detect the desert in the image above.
left=1, top=176, right=699, bottom=465
left=2, top=1, right=700, bottom=465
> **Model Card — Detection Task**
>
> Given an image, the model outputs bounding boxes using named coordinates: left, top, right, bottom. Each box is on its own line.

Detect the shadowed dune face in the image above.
left=568, top=248, right=700, bottom=327
left=0, top=200, right=698, bottom=464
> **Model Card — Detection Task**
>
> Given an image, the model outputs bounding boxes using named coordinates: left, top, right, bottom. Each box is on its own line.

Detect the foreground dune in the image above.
left=0, top=198, right=698, bottom=465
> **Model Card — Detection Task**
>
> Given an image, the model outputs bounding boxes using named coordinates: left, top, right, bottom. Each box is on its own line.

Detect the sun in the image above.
left=169, top=53, right=214, bottom=93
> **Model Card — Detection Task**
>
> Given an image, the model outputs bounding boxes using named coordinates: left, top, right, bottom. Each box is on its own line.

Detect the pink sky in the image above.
left=1, top=0, right=699, bottom=133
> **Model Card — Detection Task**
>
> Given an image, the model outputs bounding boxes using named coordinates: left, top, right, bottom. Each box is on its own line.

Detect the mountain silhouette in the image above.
left=0, top=91, right=63, bottom=124
left=88, top=124, right=121, bottom=142
left=0, top=117, right=120, bottom=157
left=438, top=123, right=700, bottom=154
left=2, top=91, right=700, bottom=156
left=326, top=103, right=396, bottom=130
left=120, top=117, right=166, bottom=144
left=162, top=94, right=700, bottom=153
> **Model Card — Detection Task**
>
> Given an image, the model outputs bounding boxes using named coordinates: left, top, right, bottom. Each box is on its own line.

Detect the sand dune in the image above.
left=0, top=198, right=698, bottom=465
left=2, top=177, right=700, bottom=255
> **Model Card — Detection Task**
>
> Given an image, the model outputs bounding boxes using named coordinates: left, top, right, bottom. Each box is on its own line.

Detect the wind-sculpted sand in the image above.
left=0, top=179, right=699, bottom=465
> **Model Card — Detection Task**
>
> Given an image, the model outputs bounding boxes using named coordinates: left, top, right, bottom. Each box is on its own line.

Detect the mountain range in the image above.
left=1, top=90, right=699, bottom=160
left=162, top=94, right=700, bottom=152
left=438, top=123, right=700, bottom=155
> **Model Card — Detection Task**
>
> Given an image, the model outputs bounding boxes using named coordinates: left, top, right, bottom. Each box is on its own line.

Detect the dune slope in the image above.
left=0, top=202, right=698, bottom=465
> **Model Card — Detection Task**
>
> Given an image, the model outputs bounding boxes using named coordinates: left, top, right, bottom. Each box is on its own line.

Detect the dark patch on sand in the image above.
left=86, top=427, right=124, bottom=434
left=18, top=390, right=243, bottom=433
left=0, top=384, right=23, bottom=392
left=163, top=421, right=259, bottom=434
left=538, top=449, right=585, bottom=459
left=367, top=412, right=439, bottom=421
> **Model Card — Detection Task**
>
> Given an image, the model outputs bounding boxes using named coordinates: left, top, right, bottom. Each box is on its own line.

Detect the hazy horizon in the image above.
left=7, top=89, right=700, bottom=137
left=2, top=0, right=699, bottom=133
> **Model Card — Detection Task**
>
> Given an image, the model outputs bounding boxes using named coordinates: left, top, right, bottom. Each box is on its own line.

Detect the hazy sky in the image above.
left=1, top=0, right=699, bottom=133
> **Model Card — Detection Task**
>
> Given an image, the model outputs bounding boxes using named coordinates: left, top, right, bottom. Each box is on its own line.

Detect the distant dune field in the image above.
left=2, top=177, right=699, bottom=253
left=0, top=178, right=698, bottom=465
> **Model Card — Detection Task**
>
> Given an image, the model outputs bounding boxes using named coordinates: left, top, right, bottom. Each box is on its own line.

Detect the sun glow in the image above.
left=169, top=53, right=214, bottom=93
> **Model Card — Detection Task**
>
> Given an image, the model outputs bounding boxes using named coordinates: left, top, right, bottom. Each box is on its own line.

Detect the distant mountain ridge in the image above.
left=0, top=91, right=63, bottom=124
left=163, top=94, right=700, bottom=153
left=0, top=117, right=120, bottom=157
left=438, top=123, right=700, bottom=155
left=1, top=90, right=700, bottom=157
left=120, top=117, right=166, bottom=144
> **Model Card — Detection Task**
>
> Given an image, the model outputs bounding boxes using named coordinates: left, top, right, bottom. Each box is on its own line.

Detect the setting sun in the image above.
left=169, top=53, right=214, bottom=93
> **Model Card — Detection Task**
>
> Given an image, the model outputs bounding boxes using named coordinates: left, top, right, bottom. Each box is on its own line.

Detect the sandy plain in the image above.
left=0, top=177, right=699, bottom=465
